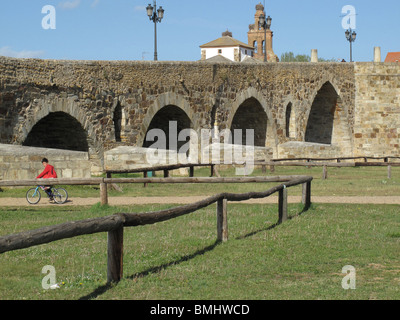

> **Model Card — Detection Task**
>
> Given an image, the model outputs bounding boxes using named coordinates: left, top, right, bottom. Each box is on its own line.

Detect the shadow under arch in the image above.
left=305, top=81, right=341, bottom=144
left=23, top=111, right=89, bottom=152
left=225, top=87, right=279, bottom=152
left=142, top=104, right=193, bottom=152
left=230, top=97, right=267, bottom=147
left=137, top=92, right=199, bottom=149
left=13, top=95, right=104, bottom=173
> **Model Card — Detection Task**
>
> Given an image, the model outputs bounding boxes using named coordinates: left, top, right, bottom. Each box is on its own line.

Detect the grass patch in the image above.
left=0, top=166, right=399, bottom=199
left=0, top=202, right=399, bottom=300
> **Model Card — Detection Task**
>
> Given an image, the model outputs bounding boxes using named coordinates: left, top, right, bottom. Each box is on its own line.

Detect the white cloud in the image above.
left=91, top=0, right=100, bottom=8
left=59, top=0, right=81, bottom=10
left=134, top=5, right=146, bottom=12
left=0, top=46, right=45, bottom=59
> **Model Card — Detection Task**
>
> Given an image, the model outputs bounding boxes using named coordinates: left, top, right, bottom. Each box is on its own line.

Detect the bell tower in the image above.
left=248, top=3, right=278, bottom=62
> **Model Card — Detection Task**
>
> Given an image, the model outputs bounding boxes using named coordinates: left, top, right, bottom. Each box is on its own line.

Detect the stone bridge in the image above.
left=0, top=56, right=399, bottom=177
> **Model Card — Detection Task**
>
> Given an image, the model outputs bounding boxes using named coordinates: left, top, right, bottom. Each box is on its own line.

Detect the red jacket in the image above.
left=37, top=164, right=58, bottom=179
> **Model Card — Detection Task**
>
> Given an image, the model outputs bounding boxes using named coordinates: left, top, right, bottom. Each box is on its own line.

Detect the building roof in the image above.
left=384, top=52, right=400, bottom=62
left=203, top=55, right=234, bottom=63
left=200, top=36, right=254, bottom=50
left=242, top=56, right=264, bottom=64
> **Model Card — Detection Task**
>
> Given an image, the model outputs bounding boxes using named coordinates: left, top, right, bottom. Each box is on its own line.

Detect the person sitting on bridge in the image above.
left=36, top=158, right=58, bottom=200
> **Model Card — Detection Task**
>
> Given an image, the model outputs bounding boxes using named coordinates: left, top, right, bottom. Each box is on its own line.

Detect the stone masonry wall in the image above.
left=0, top=57, right=356, bottom=163
left=354, top=63, right=400, bottom=157
left=2, top=57, right=398, bottom=174
left=0, top=144, right=91, bottom=180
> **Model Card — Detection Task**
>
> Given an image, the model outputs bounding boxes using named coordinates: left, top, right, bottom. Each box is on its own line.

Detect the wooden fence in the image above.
left=256, top=156, right=400, bottom=180
left=0, top=175, right=312, bottom=283
left=105, top=157, right=400, bottom=183
left=105, top=163, right=220, bottom=188
left=106, top=163, right=218, bottom=179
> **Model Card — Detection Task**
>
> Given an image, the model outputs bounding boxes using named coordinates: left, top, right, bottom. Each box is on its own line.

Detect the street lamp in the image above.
left=258, top=14, right=272, bottom=62
left=146, top=1, right=165, bottom=61
left=345, top=28, right=357, bottom=62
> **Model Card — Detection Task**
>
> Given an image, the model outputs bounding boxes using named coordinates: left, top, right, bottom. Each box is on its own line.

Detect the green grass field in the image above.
left=1, top=165, right=399, bottom=199
left=0, top=166, right=399, bottom=300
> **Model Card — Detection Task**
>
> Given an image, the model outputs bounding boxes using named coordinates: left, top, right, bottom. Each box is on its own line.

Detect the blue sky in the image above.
left=0, top=0, right=399, bottom=62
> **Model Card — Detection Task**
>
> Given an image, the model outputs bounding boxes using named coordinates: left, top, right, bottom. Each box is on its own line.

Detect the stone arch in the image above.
left=137, top=92, right=198, bottom=148
left=225, top=87, right=278, bottom=150
left=111, top=96, right=130, bottom=143
left=23, top=112, right=89, bottom=152
left=14, top=96, right=104, bottom=172
left=210, top=105, right=218, bottom=127
left=285, top=101, right=295, bottom=139
left=113, top=101, right=122, bottom=142
left=230, top=98, right=267, bottom=147
left=142, top=105, right=192, bottom=152
left=305, top=81, right=342, bottom=144
left=301, top=76, right=352, bottom=134
left=253, top=41, right=258, bottom=53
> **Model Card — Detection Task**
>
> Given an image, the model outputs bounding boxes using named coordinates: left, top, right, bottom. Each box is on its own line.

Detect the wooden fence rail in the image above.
left=0, top=175, right=312, bottom=283
left=104, top=157, right=400, bottom=183
left=106, top=163, right=217, bottom=178
left=271, top=156, right=400, bottom=162
left=256, top=158, right=400, bottom=180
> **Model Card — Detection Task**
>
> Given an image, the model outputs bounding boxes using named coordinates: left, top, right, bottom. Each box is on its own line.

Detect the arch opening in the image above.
left=23, top=111, right=89, bottom=152
left=253, top=41, right=258, bottom=53
left=285, top=102, right=296, bottom=138
left=230, top=97, right=267, bottom=147
left=305, top=82, right=339, bottom=144
left=113, top=102, right=122, bottom=142
left=143, top=105, right=192, bottom=152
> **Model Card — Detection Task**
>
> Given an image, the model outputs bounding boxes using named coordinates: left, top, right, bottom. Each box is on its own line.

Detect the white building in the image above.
left=200, top=31, right=255, bottom=62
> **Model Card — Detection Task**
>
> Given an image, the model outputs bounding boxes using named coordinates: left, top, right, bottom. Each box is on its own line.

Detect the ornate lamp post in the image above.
left=146, top=1, right=165, bottom=61
left=258, top=14, right=272, bottom=62
left=345, top=29, right=357, bottom=62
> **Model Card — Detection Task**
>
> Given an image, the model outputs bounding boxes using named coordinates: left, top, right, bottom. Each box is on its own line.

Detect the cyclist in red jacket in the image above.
left=37, top=158, right=58, bottom=200
left=37, top=158, right=57, bottom=179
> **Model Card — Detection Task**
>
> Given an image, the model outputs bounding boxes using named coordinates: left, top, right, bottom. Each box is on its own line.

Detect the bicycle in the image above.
left=26, top=186, right=68, bottom=205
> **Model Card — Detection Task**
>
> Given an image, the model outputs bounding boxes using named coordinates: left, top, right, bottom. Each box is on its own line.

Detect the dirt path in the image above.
left=1, top=196, right=400, bottom=207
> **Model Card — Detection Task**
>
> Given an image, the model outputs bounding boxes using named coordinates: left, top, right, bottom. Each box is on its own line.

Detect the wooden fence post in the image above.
left=100, top=181, right=108, bottom=206
left=278, top=187, right=288, bottom=224
left=107, top=225, right=124, bottom=283
left=189, top=166, right=194, bottom=177
left=217, top=198, right=228, bottom=242
left=302, top=181, right=311, bottom=210
left=322, top=165, right=328, bottom=180
left=143, top=171, right=148, bottom=188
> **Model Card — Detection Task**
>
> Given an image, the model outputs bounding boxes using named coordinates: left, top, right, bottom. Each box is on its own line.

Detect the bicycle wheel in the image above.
left=26, top=188, right=41, bottom=205
left=52, top=187, right=68, bottom=204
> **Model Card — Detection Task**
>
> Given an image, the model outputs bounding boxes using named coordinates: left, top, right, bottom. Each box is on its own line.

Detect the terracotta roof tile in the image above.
left=384, top=52, right=400, bottom=62
left=200, top=36, right=254, bottom=50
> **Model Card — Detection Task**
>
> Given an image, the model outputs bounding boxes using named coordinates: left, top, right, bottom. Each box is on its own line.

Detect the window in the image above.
left=218, top=49, right=222, bottom=54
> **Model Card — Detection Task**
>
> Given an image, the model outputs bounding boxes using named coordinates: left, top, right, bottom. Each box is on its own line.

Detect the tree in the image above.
left=280, top=52, right=311, bottom=62
left=280, top=51, right=339, bottom=62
